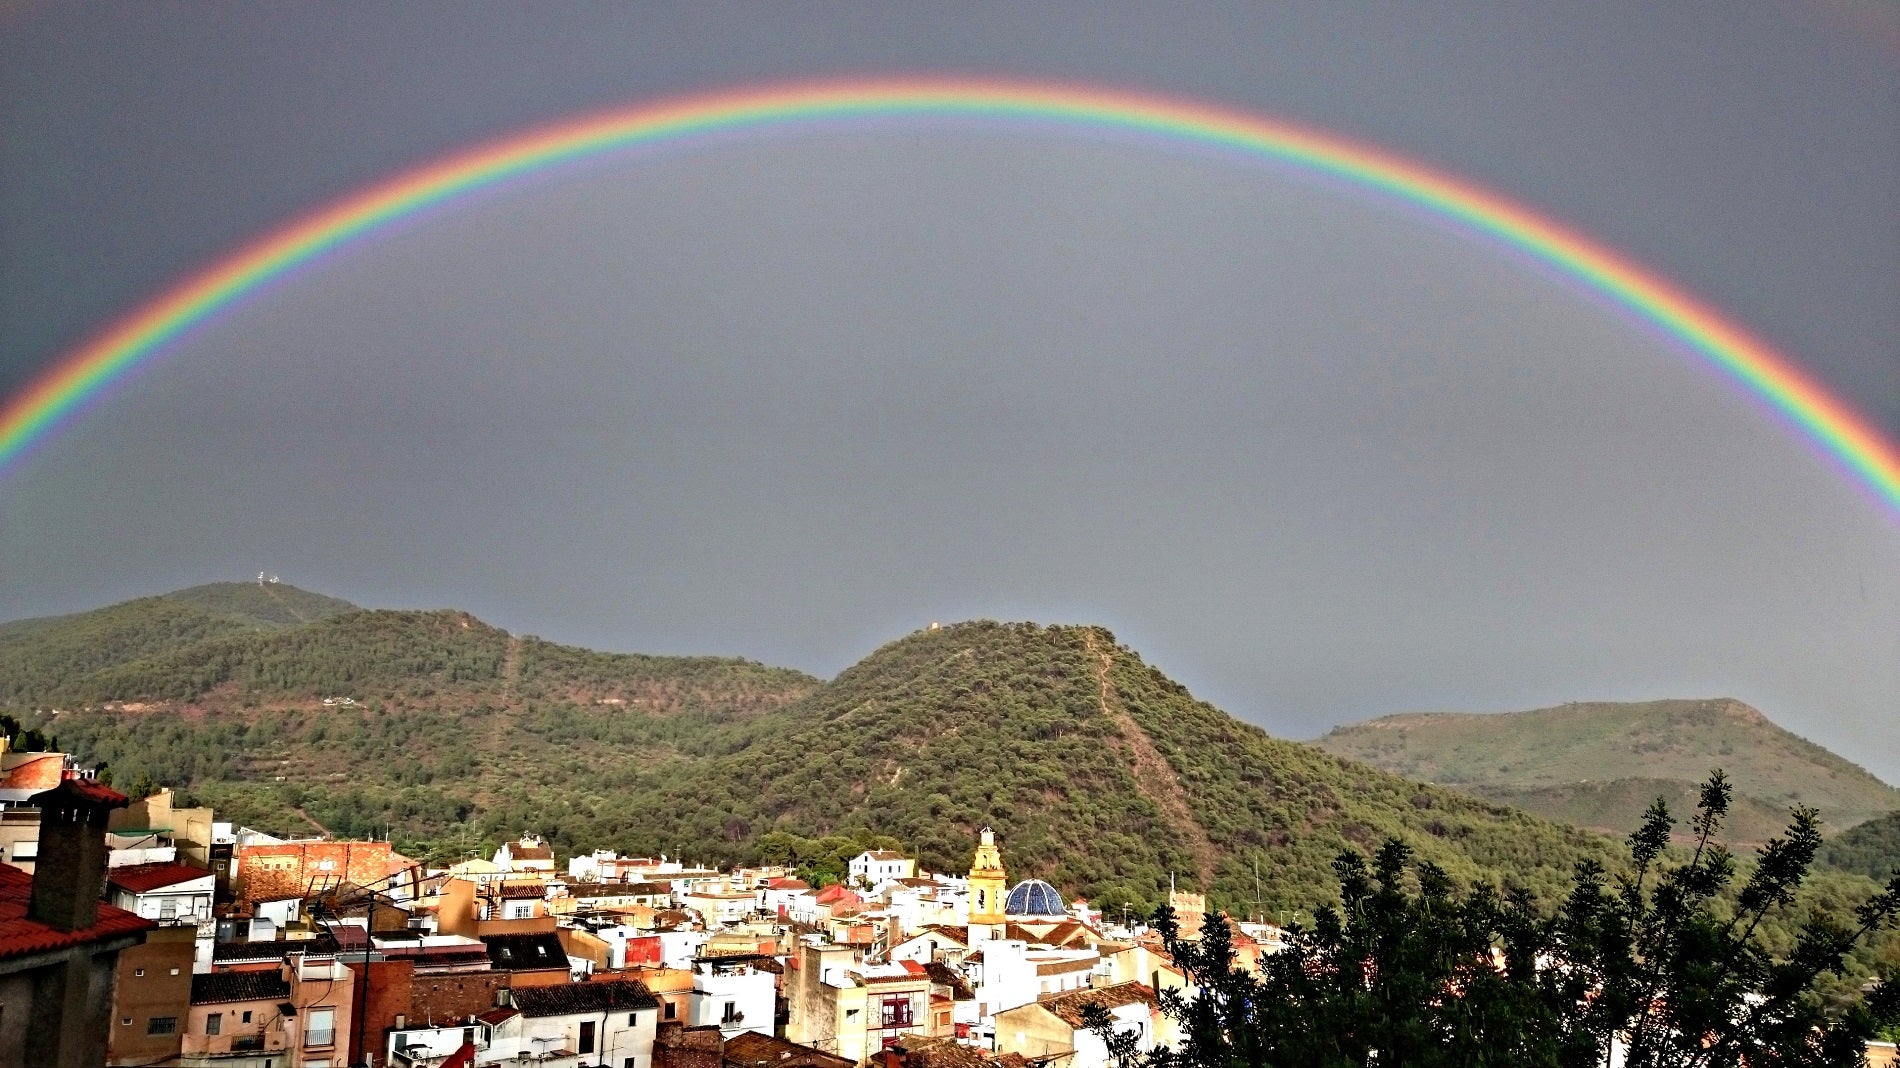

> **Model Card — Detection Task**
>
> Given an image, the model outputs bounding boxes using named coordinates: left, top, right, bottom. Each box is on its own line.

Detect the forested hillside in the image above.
left=15, top=604, right=1621, bottom=915
left=1313, top=699, right=1900, bottom=846
left=0, top=583, right=357, bottom=704
left=1822, top=810, right=1900, bottom=880
left=9, top=592, right=1891, bottom=979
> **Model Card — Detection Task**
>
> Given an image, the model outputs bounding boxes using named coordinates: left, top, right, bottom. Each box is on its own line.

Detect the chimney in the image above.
left=26, top=778, right=129, bottom=931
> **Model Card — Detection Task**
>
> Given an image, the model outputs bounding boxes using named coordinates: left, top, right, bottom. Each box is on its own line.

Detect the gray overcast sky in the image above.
left=3, top=4, right=1898, bottom=779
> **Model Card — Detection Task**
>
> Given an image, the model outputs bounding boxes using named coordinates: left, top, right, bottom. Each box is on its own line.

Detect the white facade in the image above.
left=690, top=957, right=775, bottom=1038
left=849, top=851, right=916, bottom=886
left=507, top=1003, right=657, bottom=1068
left=109, top=872, right=215, bottom=926
left=966, top=940, right=1040, bottom=1019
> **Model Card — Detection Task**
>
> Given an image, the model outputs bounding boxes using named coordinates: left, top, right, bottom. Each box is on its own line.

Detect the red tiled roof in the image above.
left=0, top=863, right=151, bottom=962
left=30, top=777, right=129, bottom=809
left=899, top=959, right=927, bottom=976
left=108, top=862, right=212, bottom=895
left=476, top=1007, right=520, bottom=1025
left=0, top=756, right=64, bottom=791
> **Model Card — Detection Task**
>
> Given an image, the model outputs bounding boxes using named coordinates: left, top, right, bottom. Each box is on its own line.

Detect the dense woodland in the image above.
left=5, top=585, right=1897, bottom=983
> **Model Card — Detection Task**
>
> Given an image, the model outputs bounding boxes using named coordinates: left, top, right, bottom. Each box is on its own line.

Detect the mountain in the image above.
left=8, top=594, right=1625, bottom=914
left=0, top=582, right=358, bottom=704
left=1312, top=700, right=1900, bottom=846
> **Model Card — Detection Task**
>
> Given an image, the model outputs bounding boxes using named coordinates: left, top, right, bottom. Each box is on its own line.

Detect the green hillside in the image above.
left=664, top=621, right=1629, bottom=911
left=159, top=581, right=359, bottom=627
left=1312, top=699, right=1900, bottom=845
left=19, top=610, right=1624, bottom=914
left=1821, top=810, right=1900, bottom=880
left=0, top=582, right=357, bottom=704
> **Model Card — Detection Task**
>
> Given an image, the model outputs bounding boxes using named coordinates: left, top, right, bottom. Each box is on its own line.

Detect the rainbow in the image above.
left=4, top=78, right=1898, bottom=516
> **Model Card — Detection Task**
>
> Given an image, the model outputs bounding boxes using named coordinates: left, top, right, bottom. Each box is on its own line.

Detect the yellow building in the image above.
left=968, top=829, right=1007, bottom=942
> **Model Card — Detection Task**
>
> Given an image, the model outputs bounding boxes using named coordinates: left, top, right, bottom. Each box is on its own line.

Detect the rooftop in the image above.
left=107, top=862, right=213, bottom=895
left=512, top=977, right=657, bottom=1017
left=0, top=863, right=151, bottom=963
left=723, top=1031, right=854, bottom=1068
left=191, top=970, right=292, bottom=1005
left=1033, top=982, right=1159, bottom=1028
left=482, top=932, right=568, bottom=971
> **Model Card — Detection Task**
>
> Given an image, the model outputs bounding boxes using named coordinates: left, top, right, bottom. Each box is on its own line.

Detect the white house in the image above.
left=849, top=851, right=916, bottom=886
left=105, top=862, right=214, bottom=927
left=507, top=978, right=660, bottom=1068
left=690, top=954, right=776, bottom=1038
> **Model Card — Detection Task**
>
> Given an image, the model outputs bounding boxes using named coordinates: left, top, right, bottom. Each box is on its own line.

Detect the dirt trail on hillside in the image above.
left=259, top=582, right=311, bottom=623
left=1083, top=631, right=1218, bottom=893
left=501, top=634, right=522, bottom=697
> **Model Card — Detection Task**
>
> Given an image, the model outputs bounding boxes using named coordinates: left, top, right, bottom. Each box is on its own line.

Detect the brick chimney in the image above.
left=27, top=777, right=128, bottom=931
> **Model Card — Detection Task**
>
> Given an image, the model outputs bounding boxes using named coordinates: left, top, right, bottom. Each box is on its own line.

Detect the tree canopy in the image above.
left=1096, top=772, right=1900, bottom=1067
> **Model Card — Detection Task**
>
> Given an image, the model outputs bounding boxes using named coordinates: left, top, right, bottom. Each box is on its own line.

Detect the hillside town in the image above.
left=0, top=738, right=1288, bottom=1068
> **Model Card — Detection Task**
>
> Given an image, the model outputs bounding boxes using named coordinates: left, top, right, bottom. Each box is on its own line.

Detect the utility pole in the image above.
left=353, top=891, right=374, bottom=1067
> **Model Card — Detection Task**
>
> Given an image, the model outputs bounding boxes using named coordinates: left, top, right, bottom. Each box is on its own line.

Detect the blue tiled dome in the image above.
left=1004, top=878, right=1066, bottom=917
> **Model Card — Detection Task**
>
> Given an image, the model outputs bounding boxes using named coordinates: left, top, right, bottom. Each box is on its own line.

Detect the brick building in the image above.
left=234, top=839, right=394, bottom=903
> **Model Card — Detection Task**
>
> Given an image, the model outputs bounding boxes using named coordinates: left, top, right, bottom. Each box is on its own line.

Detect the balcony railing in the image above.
left=230, top=1035, right=265, bottom=1053
left=306, top=1028, right=335, bottom=1048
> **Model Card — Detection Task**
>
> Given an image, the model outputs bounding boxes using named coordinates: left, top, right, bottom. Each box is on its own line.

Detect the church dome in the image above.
left=1004, top=879, right=1067, bottom=917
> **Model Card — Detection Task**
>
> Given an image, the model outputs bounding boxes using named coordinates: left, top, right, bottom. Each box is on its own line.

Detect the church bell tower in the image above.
left=968, top=827, right=1008, bottom=942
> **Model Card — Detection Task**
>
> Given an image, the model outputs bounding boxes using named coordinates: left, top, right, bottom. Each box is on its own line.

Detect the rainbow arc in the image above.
left=3, top=79, right=1896, bottom=516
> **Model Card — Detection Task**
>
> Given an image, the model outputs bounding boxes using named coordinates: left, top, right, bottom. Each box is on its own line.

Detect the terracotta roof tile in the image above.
left=1031, top=982, right=1159, bottom=1029
left=0, top=863, right=152, bottom=962
left=723, top=1031, right=854, bottom=1068
left=108, top=862, right=212, bottom=895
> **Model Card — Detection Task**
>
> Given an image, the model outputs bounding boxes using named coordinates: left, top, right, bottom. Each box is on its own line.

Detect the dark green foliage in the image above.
left=753, top=829, right=904, bottom=887
left=1103, top=774, right=1900, bottom=1068
left=0, top=582, right=357, bottom=705
left=1822, top=810, right=1900, bottom=882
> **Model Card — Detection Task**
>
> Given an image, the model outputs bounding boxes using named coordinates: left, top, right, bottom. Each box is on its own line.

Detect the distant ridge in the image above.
left=1313, top=699, right=1900, bottom=845
left=2, top=588, right=1622, bottom=914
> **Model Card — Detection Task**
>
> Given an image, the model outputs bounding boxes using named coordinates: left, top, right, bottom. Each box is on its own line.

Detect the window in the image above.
left=11, top=841, right=35, bottom=861
left=147, top=1017, right=178, bottom=1035
left=121, top=1018, right=132, bottom=1027
left=627, top=1059, right=638, bottom=1068
left=579, top=1021, right=596, bottom=1054
left=664, top=1001, right=677, bottom=1020
left=242, top=1011, right=253, bottom=1024
left=305, top=1007, right=335, bottom=1048
left=881, top=997, right=913, bottom=1029
left=160, top=897, right=177, bottom=918
left=628, top=1013, right=638, bottom=1026
left=206, top=1013, right=222, bottom=1036
left=134, top=968, right=145, bottom=977
left=170, top=967, right=181, bottom=976
left=723, top=1001, right=740, bottom=1025
left=464, top=1027, right=476, bottom=1049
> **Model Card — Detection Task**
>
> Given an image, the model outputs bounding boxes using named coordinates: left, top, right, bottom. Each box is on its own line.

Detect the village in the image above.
left=0, top=740, right=1289, bottom=1068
